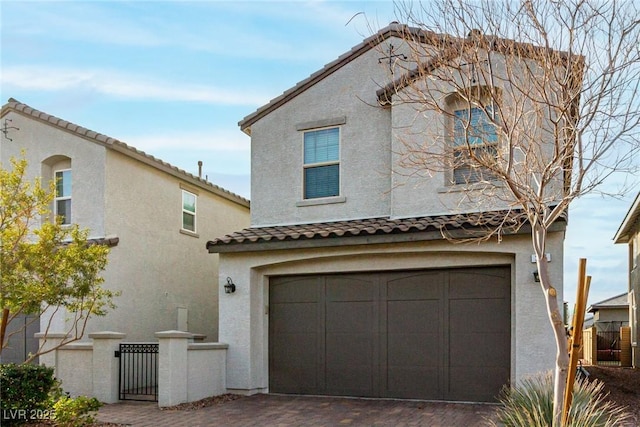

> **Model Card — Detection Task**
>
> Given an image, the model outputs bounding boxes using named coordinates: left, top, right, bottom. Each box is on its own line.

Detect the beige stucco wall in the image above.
left=1, top=107, right=250, bottom=343
left=593, top=307, right=630, bottom=324
left=93, top=149, right=249, bottom=341
left=0, top=110, right=107, bottom=235
left=249, top=39, right=398, bottom=227
left=217, top=230, right=564, bottom=394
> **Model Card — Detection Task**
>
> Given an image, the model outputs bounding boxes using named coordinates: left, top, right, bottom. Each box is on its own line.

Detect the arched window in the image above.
left=42, top=155, right=72, bottom=225
left=446, top=87, right=501, bottom=185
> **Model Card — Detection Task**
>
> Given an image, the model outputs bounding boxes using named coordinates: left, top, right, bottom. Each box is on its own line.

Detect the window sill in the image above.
left=296, top=196, right=346, bottom=207
left=437, top=180, right=503, bottom=193
left=180, top=229, right=200, bottom=238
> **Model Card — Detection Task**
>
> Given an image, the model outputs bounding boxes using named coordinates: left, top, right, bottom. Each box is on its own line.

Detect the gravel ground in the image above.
left=586, top=365, right=640, bottom=424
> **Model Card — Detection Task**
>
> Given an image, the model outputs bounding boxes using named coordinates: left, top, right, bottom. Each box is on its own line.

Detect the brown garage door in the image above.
left=269, top=266, right=510, bottom=402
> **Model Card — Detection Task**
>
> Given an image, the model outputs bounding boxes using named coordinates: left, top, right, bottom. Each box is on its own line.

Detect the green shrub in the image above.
left=52, top=395, right=102, bottom=427
left=492, top=371, right=632, bottom=427
left=0, top=363, right=56, bottom=425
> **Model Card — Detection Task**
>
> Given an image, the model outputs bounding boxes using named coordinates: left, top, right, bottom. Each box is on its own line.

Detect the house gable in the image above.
left=1, top=98, right=249, bottom=208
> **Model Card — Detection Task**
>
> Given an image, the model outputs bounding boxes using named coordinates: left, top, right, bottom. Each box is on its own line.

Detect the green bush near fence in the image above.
left=0, top=363, right=56, bottom=425
left=0, top=363, right=102, bottom=426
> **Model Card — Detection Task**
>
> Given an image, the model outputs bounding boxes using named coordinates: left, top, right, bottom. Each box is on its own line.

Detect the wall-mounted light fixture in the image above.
left=224, top=277, right=236, bottom=294
left=533, top=271, right=540, bottom=282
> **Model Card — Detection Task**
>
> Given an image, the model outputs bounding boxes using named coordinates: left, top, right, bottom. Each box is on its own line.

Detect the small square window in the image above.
left=182, top=190, right=196, bottom=232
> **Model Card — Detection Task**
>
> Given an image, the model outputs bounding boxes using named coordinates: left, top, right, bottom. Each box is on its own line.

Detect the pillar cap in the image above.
left=89, top=331, right=126, bottom=339
left=155, top=330, right=193, bottom=339
left=34, top=332, right=69, bottom=339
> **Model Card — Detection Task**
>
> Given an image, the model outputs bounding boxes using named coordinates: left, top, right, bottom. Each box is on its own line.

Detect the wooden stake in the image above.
left=562, top=258, right=591, bottom=426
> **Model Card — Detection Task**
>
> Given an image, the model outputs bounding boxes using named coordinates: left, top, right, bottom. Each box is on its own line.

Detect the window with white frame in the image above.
left=54, top=169, right=72, bottom=225
left=182, top=190, right=196, bottom=232
left=303, top=127, right=340, bottom=199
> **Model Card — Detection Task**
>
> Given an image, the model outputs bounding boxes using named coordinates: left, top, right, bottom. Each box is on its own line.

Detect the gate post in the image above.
left=620, top=326, right=632, bottom=367
left=90, top=332, right=126, bottom=404
left=155, top=330, right=192, bottom=407
left=34, top=333, right=68, bottom=373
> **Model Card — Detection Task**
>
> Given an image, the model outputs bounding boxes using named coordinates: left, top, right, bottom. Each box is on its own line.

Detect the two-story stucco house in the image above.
left=1, top=98, right=250, bottom=363
left=206, top=24, right=567, bottom=403
left=614, top=192, right=640, bottom=368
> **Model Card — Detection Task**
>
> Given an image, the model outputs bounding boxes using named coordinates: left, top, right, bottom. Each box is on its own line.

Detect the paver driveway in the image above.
left=96, top=394, right=500, bottom=426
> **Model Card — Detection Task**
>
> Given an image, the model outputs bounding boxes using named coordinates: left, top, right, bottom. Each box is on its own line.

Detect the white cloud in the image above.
left=1, top=66, right=269, bottom=106
left=123, top=129, right=250, bottom=153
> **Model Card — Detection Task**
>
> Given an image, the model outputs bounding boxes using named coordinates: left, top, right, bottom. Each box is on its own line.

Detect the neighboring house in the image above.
left=614, top=192, right=640, bottom=368
left=586, top=293, right=630, bottom=330
left=0, top=315, right=39, bottom=364
left=207, top=24, right=568, bottom=403
left=0, top=98, right=250, bottom=363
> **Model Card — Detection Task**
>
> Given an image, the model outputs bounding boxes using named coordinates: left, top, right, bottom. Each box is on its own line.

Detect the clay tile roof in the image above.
left=206, top=209, right=542, bottom=252
left=2, top=98, right=249, bottom=207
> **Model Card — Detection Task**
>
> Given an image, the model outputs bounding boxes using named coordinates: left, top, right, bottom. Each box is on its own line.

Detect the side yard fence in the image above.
left=582, top=326, right=631, bottom=367
left=36, top=331, right=228, bottom=407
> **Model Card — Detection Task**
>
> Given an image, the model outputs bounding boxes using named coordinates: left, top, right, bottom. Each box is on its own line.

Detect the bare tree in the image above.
left=377, top=0, right=639, bottom=424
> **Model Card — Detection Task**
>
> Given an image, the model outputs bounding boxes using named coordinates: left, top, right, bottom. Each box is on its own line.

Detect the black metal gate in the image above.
left=596, top=330, right=622, bottom=366
left=117, top=343, right=159, bottom=401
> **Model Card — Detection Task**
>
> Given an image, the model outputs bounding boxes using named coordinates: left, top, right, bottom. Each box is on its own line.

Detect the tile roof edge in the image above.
left=206, top=209, right=565, bottom=251
left=2, top=98, right=249, bottom=208
left=238, top=23, right=421, bottom=133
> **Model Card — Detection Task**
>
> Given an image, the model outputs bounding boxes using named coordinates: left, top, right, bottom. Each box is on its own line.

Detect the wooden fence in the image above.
left=582, top=326, right=631, bottom=366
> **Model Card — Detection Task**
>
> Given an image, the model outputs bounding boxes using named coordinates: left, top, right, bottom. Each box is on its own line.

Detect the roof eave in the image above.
left=238, top=23, right=422, bottom=133
left=2, top=98, right=250, bottom=208
left=614, top=192, right=640, bottom=244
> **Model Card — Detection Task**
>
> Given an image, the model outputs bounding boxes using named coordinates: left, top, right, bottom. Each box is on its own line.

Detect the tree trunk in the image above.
left=0, top=308, right=9, bottom=355
left=533, top=225, right=569, bottom=427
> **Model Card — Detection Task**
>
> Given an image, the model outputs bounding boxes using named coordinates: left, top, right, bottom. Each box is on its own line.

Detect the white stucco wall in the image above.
left=217, top=230, right=564, bottom=395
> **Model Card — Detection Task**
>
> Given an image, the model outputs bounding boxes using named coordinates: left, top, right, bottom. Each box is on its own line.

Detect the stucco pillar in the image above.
left=34, top=332, right=68, bottom=374
left=218, top=266, right=263, bottom=394
left=156, top=330, right=191, bottom=407
left=89, top=331, right=126, bottom=403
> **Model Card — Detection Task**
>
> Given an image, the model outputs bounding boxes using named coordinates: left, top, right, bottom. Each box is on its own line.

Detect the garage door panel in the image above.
left=326, top=334, right=373, bottom=365
left=326, top=276, right=375, bottom=301
left=326, top=301, right=374, bottom=333
left=270, top=277, right=320, bottom=303
left=326, top=367, right=374, bottom=396
left=270, top=365, right=318, bottom=392
left=386, top=367, right=441, bottom=399
left=388, top=333, right=438, bottom=366
left=387, top=300, right=439, bottom=333
left=269, top=267, right=510, bottom=402
left=386, top=272, right=444, bottom=300
left=270, top=303, right=319, bottom=333
left=270, top=334, right=318, bottom=364
left=449, top=299, right=510, bottom=333
left=449, top=270, right=510, bottom=299
left=448, top=367, right=510, bottom=402
left=450, top=332, right=510, bottom=366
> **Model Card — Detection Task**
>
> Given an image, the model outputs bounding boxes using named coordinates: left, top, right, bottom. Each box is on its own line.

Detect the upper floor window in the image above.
left=303, top=127, right=340, bottom=199
left=182, top=190, right=197, bottom=232
left=452, top=106, right=499, bottom=184
left=55, top=169, right=72, bottom=225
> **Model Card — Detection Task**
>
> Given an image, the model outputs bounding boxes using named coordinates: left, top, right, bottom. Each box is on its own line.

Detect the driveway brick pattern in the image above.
left=96, top=394, right=499, bottom=426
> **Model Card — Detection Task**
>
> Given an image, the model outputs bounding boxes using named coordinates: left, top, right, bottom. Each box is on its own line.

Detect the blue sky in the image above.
left=1, top=1, right=636, bottom=308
